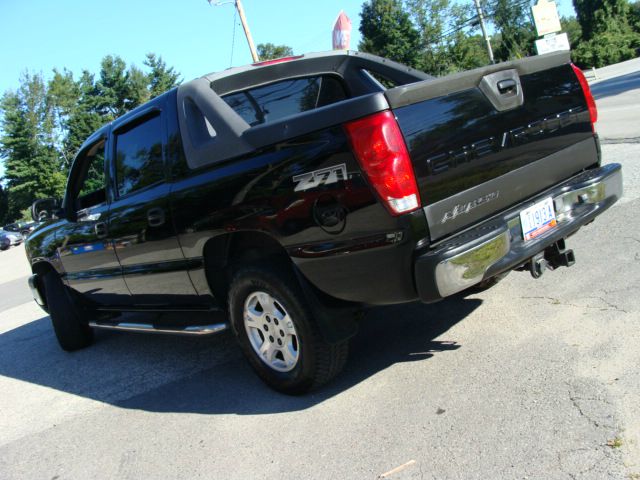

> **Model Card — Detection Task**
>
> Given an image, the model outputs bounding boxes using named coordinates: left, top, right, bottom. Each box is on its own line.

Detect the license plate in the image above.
left=520, top=197, right=557, bottom=242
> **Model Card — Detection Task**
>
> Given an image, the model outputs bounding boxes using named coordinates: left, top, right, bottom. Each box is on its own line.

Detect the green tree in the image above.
left=572, top=0, right=640, bottom=67
left=359, top=0, right=422, bottom=68
left=0, top=73, right=65, bottom=220
left=95, top=55, right=129, bottom=117
left=0, top=53, right=182, bottom=222
left=406, top=0, right=454, bottom=74
left=256, top=43, right=294, bottom=60
left=631, top=1, right=640, bottom=31
left=561, top=16, right=583, bottom=46
left=448, top=32, right=490, bottom=71
left=94, top=55, right=151, bottom=117
left=126, top=65, right=151, bottom=108
left=48, top=68, right=80, bottom=168
left=573, top=0, right=628, bottom=38
left=443, top=3, right=490, bottom=73
left=489, top=0, right=536, bottom=61
left=144, top=53, right=181, bottom=98
left=64, top=71, right=105, bottom=164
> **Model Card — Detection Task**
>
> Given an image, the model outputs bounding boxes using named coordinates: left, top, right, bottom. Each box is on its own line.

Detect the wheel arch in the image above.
left=201, top=230, right=360, bottom=344
left=202, top=230, right=291, bottom=304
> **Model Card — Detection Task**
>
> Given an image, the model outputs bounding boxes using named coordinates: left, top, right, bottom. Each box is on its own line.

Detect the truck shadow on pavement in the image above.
left=0, top=296, right=481, bottom=414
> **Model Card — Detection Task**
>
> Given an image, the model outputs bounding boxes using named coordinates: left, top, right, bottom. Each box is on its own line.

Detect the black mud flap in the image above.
left=293, top=266, right=360, bottom=345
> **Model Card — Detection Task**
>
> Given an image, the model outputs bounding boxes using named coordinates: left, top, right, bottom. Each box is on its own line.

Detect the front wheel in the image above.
left=228, top=264, right=348, bottom=395
left=42, top=271, right=94, bottom=351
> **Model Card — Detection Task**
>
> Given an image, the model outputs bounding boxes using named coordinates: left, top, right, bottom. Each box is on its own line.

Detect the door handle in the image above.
left=497, top=79, right=517, bottom=95
left=94, top=222, right=108, bottom=239
left=479, top=69, right=523, bottom=112
left=147, top=208, right=166, bottom=227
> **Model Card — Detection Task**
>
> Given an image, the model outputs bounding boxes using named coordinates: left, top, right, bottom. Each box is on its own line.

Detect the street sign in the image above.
left=535, top=32, right=570, bottom=55
left=332, top=11, right=352, bottom=50
left=532, top=0, right=562, bottom=36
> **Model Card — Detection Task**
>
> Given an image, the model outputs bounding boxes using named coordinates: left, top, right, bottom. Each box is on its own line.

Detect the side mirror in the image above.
left=31, top=198, right=62, bottom=222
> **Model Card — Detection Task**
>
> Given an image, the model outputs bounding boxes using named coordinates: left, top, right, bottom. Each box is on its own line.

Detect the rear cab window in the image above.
left=221, top=75, right=348, bottom=126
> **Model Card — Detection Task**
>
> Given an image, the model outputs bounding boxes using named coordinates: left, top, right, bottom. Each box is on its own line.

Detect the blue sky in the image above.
left=0, top=0, right=576, bottom=95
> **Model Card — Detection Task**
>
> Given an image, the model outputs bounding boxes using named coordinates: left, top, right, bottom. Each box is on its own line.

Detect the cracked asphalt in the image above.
left=0, top=67, right=639, bottom=479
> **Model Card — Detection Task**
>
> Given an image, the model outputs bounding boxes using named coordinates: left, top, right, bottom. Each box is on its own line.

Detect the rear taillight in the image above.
left=571, top=63, right=598, bottom=129
left=344, top=111, right=421, bottom=216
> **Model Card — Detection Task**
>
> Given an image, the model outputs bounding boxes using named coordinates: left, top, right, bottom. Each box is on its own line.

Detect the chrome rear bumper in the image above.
left=415, top=163, right=623, bottom=302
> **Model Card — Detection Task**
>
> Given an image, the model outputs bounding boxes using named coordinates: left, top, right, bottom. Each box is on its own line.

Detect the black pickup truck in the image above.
left=25, top=50, right=622, bottom=394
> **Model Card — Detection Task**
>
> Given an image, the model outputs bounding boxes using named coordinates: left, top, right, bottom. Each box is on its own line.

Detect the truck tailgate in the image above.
left=385, top=52, right=598, bottom=241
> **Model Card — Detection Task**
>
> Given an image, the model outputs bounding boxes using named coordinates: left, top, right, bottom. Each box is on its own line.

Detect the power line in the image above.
left=440, top=0, right=535, bottom=39
left=230, top=5, right=238, bottom=67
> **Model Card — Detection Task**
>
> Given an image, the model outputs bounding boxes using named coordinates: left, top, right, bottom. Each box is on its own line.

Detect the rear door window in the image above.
left=222, top=76, right=348, bottom=126
left=114, top=114, right=165, bottom=197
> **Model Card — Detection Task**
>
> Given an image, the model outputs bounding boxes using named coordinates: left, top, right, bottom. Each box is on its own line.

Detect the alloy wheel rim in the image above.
left=243, top=291, right=300, bottom=372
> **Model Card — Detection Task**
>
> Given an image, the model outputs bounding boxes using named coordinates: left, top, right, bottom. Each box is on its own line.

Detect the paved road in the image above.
left=1, top=68, right=639, bottom=480
left=592, top=67, right=640, bottom=143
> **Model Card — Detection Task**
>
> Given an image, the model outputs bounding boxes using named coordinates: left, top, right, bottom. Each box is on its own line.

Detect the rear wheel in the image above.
left=42, top=271, right=94, bottom=351
left=228, top=264, right=348, bottom=395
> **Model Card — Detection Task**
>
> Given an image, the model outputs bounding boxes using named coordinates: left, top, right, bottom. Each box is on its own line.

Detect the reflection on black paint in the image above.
left=394, top=65, right=594, bottom=205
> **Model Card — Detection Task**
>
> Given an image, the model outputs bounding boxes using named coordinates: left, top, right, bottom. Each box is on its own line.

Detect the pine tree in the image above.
left=64, top=71, right=105, bottom=164
left=144, top=53, right=181, bottom=98
left=48, top=68, right=80, bottom=168
left=0, top=53, right=183, bottom=222
left=0, top=73, right=65, bottom=220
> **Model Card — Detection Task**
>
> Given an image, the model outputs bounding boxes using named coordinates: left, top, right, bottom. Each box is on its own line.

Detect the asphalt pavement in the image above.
left=1, top=63, right=639, bottom=480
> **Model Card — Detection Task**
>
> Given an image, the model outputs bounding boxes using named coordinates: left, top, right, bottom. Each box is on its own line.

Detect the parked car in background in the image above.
left=0, top=229, right=23, bottom=250
left=3, top=222, right=37, bottom=237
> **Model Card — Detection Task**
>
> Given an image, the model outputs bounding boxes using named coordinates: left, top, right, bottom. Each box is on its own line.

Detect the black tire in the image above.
left=42, top=271, right=94, bottom=352
left=228, top=263, right=348, bottom=395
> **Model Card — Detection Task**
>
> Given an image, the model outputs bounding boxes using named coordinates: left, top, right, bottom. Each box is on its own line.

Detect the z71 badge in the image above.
left=293, top=164, right=348, bottom=192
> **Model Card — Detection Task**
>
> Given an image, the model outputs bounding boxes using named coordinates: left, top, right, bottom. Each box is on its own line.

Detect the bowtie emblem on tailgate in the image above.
left=293, top=164, right=347, bottom=192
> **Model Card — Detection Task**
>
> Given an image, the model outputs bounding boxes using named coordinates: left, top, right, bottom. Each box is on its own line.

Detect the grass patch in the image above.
left=606, top=436, right=623, bottom=448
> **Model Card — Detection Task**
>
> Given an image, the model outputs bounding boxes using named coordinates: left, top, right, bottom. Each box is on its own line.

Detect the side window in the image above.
left=75, top=140, right=106, bottom=211
left=114, top=114, right=164, bottom=197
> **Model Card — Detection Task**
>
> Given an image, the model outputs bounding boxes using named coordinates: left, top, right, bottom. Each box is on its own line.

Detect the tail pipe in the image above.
left=529, top=238, right=575, bottom=279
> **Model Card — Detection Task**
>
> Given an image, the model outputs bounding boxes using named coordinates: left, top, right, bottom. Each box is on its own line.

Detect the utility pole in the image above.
left=473, top=0, right=495, bottom=64
left=209, top=0, right=259, bottom=62
left=235, top=0, right=259, bottom=62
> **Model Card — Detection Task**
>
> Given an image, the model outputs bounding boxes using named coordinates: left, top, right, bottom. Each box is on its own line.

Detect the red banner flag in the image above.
left=332, top=11, right=352, bottom=50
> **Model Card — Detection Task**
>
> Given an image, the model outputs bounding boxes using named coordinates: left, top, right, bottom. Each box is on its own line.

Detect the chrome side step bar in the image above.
left=88, top=321, right=228, bottom=336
